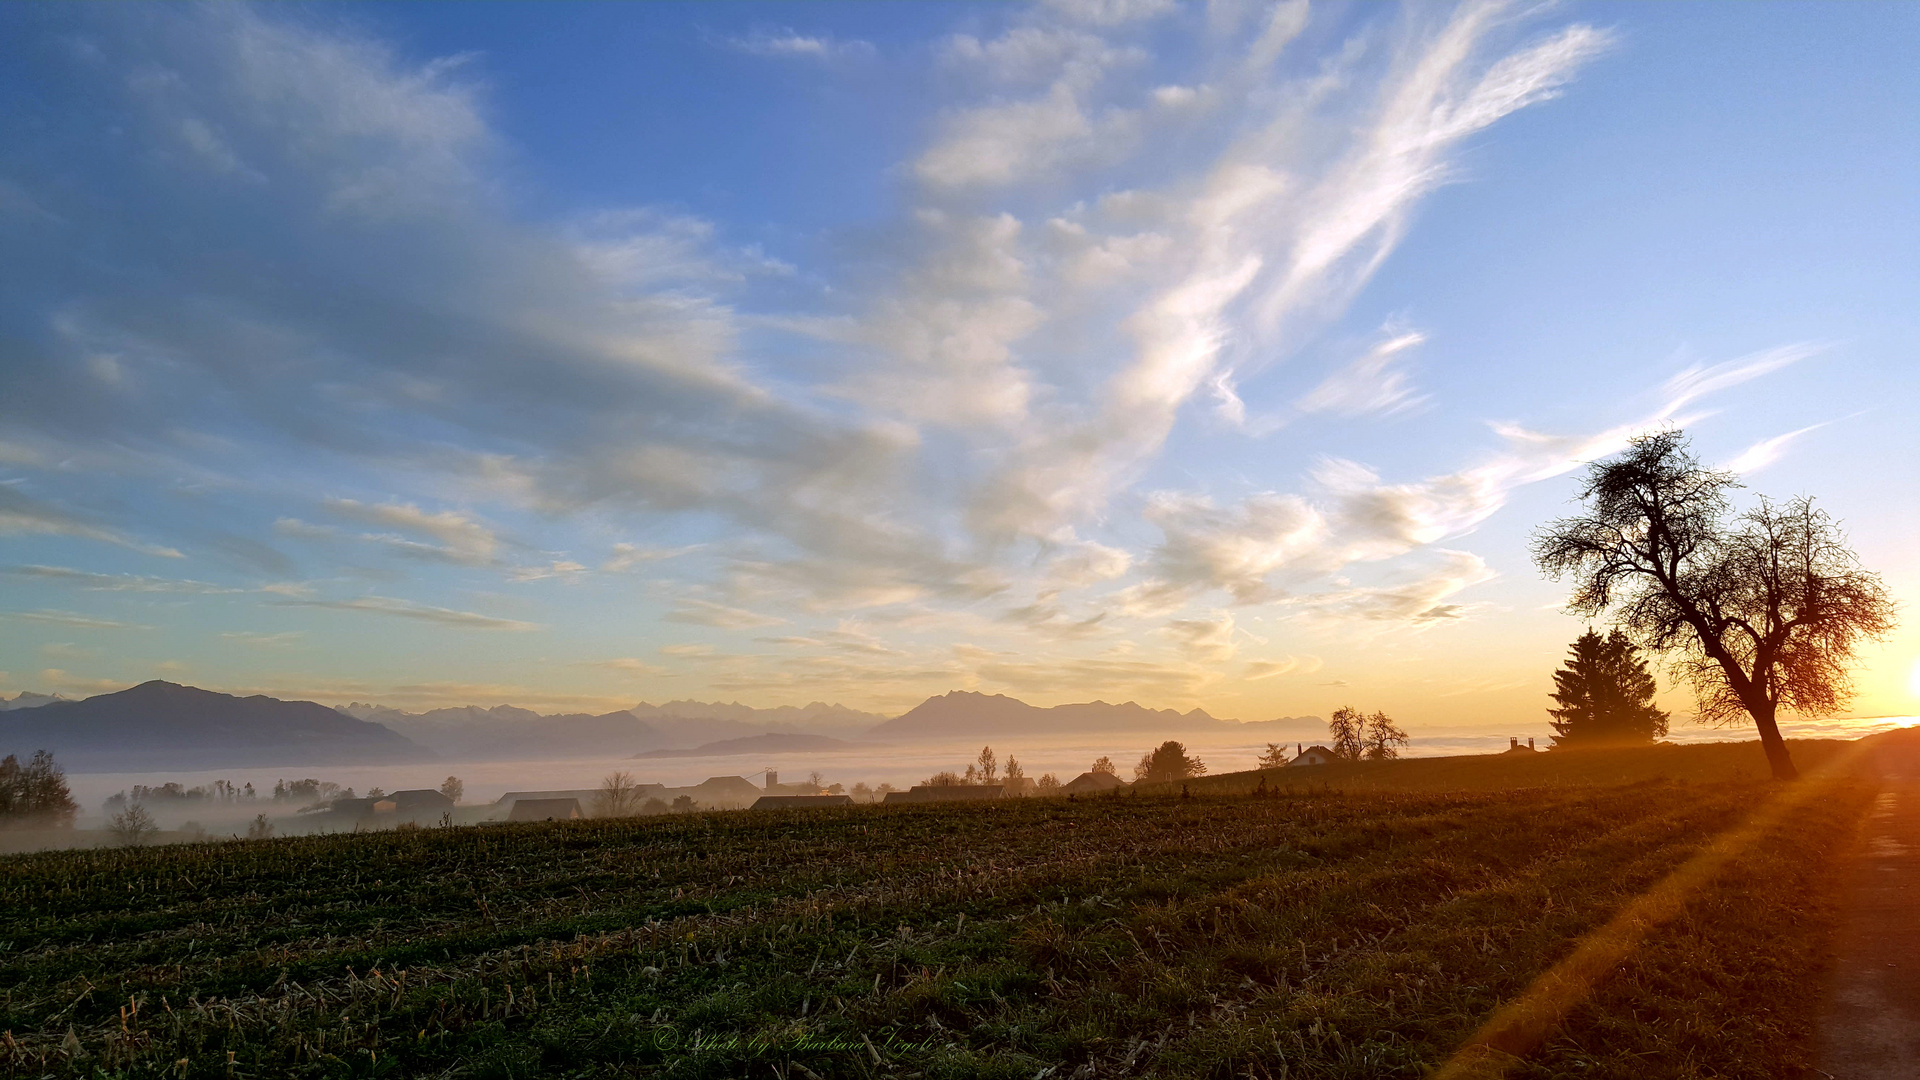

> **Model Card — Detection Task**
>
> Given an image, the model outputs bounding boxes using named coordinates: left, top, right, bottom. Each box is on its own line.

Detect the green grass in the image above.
left=0, top=750, right=1875, bottom=1079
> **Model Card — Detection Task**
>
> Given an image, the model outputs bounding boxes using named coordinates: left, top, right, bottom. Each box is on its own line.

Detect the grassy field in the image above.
left=0, top=743, right=1878, bottom=1079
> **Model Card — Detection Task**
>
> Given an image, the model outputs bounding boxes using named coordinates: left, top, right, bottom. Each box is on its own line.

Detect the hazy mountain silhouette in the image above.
left=634, top=732, right=870, bottom=758
left=867, top=691, right=1321, bottom=740
left=630, top=700, right=888, bottom=739
left=0, top=691, right=69, bottom=711
left=0, top=681, right=428, bottom=770
left=341, top=703, right=664, bottom=761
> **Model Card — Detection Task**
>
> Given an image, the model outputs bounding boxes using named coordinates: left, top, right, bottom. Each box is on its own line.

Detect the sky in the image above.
left=1, top=1, right=1916, bottom=729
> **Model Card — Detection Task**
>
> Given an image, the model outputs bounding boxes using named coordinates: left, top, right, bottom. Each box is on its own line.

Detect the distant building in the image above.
left=750, top=794, right=854, bottom=810
left=1060, top=771, right=1127, bottom=794
left=1287, top=745, right=1337, bottom=767
left=1001, top=776, right=1039, bottom=797
left=882, top=785, right=1005, bottom=804
left=376, top=789, right=454, bottom=815
left=507, top=798, right=582, bottom=822
left=1504, top=737, right=1538, bottom=753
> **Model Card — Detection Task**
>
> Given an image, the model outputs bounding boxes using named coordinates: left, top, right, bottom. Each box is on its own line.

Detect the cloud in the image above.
left=1161, top=611, right=1237, bottom=662
left=590, top=657, right=671, bottom=676
left=1296, top=329, right=1429, bottom=418
left=958, top=5, right=1613, bottom=544
left=1294, top=549, right=1495, bottom=625
left=0, top=486, right=183, bottom=557
left=1, top=564, right=241, bottom=593
left=1723, top=423, right=1826, bottom=474
left=663, top=598, right=786, bottom=629
left=4, top=610, right=153, bottom=630
left=602, top=543, right=701, bottom=572
left=1243, top=655, right=1320, bottom=681
left=1658, top=344, right=1821, bottom=419
left=322, top=499, right=500, bottom=565
left=269, top=595, right=540, bottom=631
left=220, top=631, right=303, bottom=647
left=727, top=27, right=874, bottom=61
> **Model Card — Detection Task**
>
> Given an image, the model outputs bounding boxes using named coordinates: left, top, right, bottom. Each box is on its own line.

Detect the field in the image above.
left=0, top=741, right=1879, bottom=1080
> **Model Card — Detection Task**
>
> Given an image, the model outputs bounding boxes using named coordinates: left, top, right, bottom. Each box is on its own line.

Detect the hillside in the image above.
left=1145, top=736, right=1871, bottom=796
left=0, top=681, right=428, bottom=770
left=633, top=732, right=869, bottom=758
left=343, top=703, right=665, bottom=760
left=868, top=689, right=1321, bottom=740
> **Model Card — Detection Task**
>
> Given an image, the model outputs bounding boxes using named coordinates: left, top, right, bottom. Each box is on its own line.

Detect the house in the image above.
left=321, top=796, right=379, bottom=820
left=1059, top=771, right=1127, bottom=794
left=1287, top=744, right=1337, bottom=767
left=882, top=785, right=1004, bottom=804
left=750, top=794, right=854, bottom=810
left=496, top=786, right=667, bottom=818
left=1504, top=737, right=1538, bottom=753
left=376, top=789, right=453, bottom=815
left=507, top=798, right=582, bottom=822
left=1001, top=776, right=1039, bottom=797
left=667, top=776, right=765, bottom=809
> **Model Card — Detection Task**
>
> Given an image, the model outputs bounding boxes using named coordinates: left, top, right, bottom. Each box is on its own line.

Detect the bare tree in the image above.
left=1363, top=711, right=1410, bottom=760
left=595, top=771, right=641, bottom=818
left=1004, top=755, right=1024, bottom=782
left=977, top=745, right=999, bottom=783
left=108, top=804, right=159, bottom=846
left=1534, top=430, right=1894, bottom=780
left=1090, top=756, right=1117, bottom=776
left=1327, top=707, right=1368, bottom=761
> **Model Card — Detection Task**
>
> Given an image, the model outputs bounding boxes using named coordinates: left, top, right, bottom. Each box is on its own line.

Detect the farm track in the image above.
left=0, top=779, right=1870, bottom=1079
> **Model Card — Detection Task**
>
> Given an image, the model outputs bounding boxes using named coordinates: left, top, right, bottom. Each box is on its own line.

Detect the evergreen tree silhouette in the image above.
left=1547, top=629, right=1669, bottom=747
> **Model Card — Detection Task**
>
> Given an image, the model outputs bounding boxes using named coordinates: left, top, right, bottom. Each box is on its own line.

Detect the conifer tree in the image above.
left=1547, top=629, right=1669, bottom=747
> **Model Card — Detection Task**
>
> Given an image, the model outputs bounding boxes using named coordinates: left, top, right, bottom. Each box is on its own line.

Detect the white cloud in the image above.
left=1724, top=423, right=1825, bottom=474
left=1296, top=329, right=1429, bottom=417
left=1, top=564, right=239, bottom=593
left=727, top=28, right=874, bottom=61
left=5, top=610, right=153, bottom=630
left=270, top=595, right=540, bottom=631
left=663, top=598, right=786, bottom=630
left=0, top=486, right=183, bottom=558
left=323, top=499, right=500, bottom=565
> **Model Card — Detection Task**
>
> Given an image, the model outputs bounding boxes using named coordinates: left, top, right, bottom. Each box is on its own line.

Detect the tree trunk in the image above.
left=1751, top=702, right=1800, bottom=781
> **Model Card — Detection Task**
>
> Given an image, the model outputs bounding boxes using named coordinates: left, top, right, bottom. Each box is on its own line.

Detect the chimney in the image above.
left=1297, top=742, right=1303, bottom=755
left=765, top=769, right=778, bottom=791
left=1510, top=737, right=1519, bottom=750
left=1528, top=737, right=1535, bottom=750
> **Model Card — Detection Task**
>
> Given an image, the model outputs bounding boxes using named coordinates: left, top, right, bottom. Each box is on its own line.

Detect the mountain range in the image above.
left=869, top=691, right=1321, bottom=740
left=0, top=683, right=1321, bottom=771
left=0, top=681, right=429, bottom=770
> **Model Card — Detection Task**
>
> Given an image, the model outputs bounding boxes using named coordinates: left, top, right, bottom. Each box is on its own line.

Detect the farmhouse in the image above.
left=507, top=798, right=582, bottom=822
left=750, top=794, right=854, bottom=810
left=1287, top=744, right=1338, bottom=767
left=1505, top=737, right=1538, bottom=753
left=883, top=785, right=1004, bottom=804
left=1060, top=771, right=1127, bottom=794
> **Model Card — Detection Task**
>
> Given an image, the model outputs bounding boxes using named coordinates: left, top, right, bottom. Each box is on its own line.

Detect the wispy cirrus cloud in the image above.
left=269, top=595, right=540, bottom=631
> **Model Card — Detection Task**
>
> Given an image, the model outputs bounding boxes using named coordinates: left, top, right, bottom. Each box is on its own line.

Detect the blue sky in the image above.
left=2, top=1, right=1916, bottom=725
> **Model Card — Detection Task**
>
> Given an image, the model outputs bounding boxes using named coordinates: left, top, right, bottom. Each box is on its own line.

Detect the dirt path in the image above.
left=1817, top=775, right=1920, bottom=1079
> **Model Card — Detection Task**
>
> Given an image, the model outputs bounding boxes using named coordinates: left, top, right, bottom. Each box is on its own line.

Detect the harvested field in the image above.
left=0, top=753, right=1874, bottom=1079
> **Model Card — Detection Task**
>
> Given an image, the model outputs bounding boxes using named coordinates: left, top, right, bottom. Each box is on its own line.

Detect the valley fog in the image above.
left=58, top=715, right=1916, bottom=830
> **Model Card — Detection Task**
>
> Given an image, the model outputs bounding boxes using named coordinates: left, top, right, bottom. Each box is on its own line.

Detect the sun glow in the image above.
left=1910, top=658, right=1920, bottom=702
